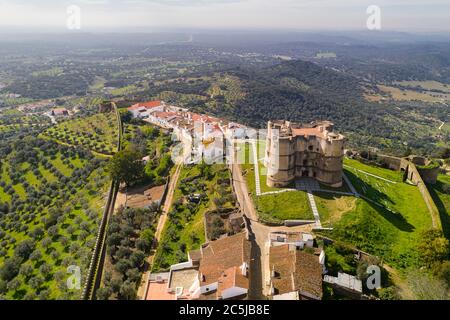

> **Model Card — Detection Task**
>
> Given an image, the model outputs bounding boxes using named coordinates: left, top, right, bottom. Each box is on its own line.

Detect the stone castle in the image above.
left=264, top=120, right=346, bottom=188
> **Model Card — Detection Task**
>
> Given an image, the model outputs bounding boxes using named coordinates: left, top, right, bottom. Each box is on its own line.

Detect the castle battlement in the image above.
left=265, top=120, right=345, bottom=188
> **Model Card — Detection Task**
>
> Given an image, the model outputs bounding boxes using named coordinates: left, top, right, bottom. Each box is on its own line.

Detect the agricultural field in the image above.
left=376, top=85, right=450, bottom=102
left=43, top=112, right=118, bottom=155
left=151, top=163, right=235, bottom=271
left=0, top=109, right=51, bottom=140
left=393, top=81, right=450, bottom=93
left=321, top=158, right=433, bottom=269
left=0, top=136, right=110, bottom=300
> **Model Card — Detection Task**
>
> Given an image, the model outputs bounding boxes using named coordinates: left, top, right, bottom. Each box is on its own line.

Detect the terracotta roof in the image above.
left=269, top=245, right=323, bottom=299
left=152, top=111, right=178, bottom=119
left=199, top=232, right=251, bottom=286
left=293, top=251, right=323, bottom=299
left=128, top=100, right=162, bottom=110
left=52, top=108, right=68, bottom=115
left=217, top=266, right=249, bottom=299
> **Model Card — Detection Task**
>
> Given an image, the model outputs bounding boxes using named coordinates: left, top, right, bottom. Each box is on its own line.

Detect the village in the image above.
left=120, top=100, right=373, bottom=301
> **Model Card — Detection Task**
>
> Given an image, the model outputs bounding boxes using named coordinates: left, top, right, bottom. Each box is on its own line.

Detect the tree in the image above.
left=432, top=260, right=450, bottom=286
left=41, top=237, right=52, bottom=250
left=377, top=286, right=400, bottom=300
left=29, top=249, right=42, bottom=262
left=0, top=257, right=21, bottom=281
left=96, top=286, right=113, bottom=300
left=119, top=281, right=136, bottom=300
left=107, top=149, right=144, bottom=186
left=115, top=259, right=131, bottom=275
left=19, top=263, right=34, bottom=278
left=110, top=278, right=123, bottom=294
left=129, top=251, right=145, bottom=269
left=39, top=263, right=52, bottom=277
left=29, top=276, right=44, bottom=290
left=7, top=278, right=21, bottom=291
left=126, top=268, right=141, bottom=283
left=14, top=239, right=35, bottom=260
left=0, top=280, right=7, bottom=294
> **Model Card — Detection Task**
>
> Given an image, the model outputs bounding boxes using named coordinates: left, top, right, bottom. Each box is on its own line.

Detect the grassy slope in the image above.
left=324, top=159, right=433, bottom=269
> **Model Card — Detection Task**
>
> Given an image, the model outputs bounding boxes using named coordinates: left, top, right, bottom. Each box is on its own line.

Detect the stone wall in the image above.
left=377, top=154, right=442, bottom=230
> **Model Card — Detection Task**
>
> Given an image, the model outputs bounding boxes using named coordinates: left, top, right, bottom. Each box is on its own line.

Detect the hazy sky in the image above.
left=0, top=0, right=449, bottom=32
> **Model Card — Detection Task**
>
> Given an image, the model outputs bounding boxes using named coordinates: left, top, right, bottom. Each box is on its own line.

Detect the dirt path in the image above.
left=114, top=187, right=127, bottom=212
left=137, top=164, right=182, bottom=299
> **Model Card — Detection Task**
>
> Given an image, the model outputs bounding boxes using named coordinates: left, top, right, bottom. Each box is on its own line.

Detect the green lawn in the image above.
left=344, top=158, right=404, bottom=182
left=255, top=191, right=313, bottom=223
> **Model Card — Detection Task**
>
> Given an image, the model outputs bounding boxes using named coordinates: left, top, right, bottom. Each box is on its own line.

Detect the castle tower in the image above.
left=265, top=120, right=345, bottom=188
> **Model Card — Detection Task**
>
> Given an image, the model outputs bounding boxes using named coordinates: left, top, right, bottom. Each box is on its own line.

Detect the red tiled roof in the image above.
left=198, top=232, right=251, bottom=287
left=217, top=266, right=249, bottom=299
left=269, top=245, right=323, bottom=299
left=128, top=100, right=162, bottom=110
left=152, top=111, right=177, bottom=119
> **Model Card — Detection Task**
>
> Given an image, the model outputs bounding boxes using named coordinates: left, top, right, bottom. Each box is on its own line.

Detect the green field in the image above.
left=43, top=112, right=118, bottom=155
left=321, top=159, right=433, bottom=269
left=255, top=191, right=313, bottom=223
left=393, top=80, right=450, bottom=93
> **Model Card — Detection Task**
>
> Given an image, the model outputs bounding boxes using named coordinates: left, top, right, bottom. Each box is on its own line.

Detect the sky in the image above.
left=0, top=0, right=449, bottom=32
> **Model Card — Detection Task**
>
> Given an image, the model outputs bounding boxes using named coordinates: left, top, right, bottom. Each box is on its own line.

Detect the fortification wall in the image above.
left=416, top=166, right=440, bottom=184
left=406, top=162, right=442, bottom=230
